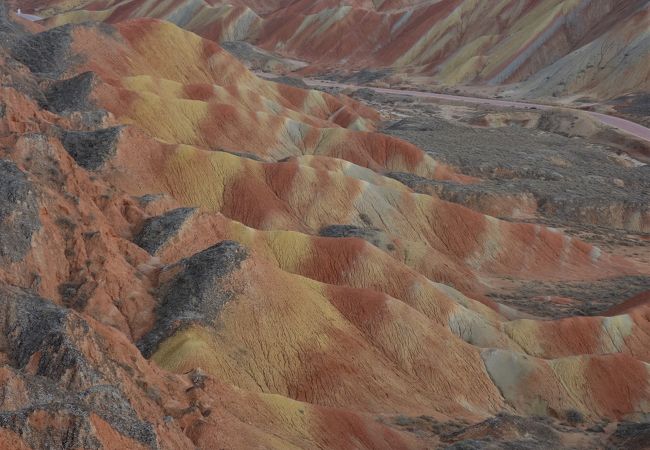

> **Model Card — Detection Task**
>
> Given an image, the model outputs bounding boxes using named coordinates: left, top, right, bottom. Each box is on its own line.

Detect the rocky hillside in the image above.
left=22, top=0, right=650, bottom=100
left=1, top=5, right=650, bottom=449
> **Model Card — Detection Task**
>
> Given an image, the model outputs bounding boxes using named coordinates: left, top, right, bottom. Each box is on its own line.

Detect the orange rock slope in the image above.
left=1, top=9, right=649, bottom=449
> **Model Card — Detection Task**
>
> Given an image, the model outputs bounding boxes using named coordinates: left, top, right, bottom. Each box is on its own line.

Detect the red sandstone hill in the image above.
left=1, top=4, right=649, bottom=449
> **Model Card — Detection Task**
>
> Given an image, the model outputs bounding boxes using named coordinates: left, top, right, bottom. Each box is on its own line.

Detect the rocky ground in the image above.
left=607, top=93, right=650, bottom=128
left=387, top=412, right=650, bottom=449
left=487, top=276, right=650, bottom=318
left=221, top=40, right=309, bottom=73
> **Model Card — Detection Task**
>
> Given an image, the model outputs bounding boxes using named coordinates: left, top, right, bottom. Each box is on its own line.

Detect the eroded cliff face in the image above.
left=0, top=5, right=649, bottom=449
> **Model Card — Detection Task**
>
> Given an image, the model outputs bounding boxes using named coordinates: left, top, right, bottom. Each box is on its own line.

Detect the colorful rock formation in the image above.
left=0, top=4, right=649, bottom=449
left=26, top=0, right=650, bottom=99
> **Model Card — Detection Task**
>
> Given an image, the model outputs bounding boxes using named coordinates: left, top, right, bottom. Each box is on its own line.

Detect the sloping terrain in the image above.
left=23, top=0, right=650, bottom=100
left=1, top=6, right=650, bottom=449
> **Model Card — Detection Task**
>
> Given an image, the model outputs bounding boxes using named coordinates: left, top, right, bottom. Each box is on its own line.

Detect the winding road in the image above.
left=261, top=74, right=650, bottom=143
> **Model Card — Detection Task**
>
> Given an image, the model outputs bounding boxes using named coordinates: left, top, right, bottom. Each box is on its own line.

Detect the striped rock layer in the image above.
left=0, top=9, right=649, bottom=449
left=26, top=0, right=650, bottom=99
